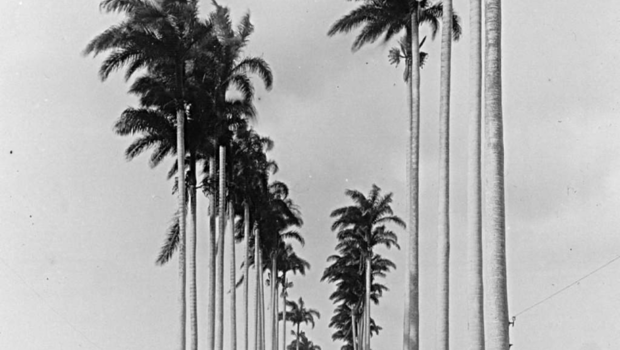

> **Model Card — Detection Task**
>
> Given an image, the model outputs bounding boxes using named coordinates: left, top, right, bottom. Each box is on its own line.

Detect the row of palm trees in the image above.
left=329, top=0, right=508, bottom=350
left=85, top=1, right=317, bottom=350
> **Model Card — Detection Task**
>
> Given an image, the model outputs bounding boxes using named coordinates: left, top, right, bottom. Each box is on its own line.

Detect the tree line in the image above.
left=85, top=0, right=509, bottom=350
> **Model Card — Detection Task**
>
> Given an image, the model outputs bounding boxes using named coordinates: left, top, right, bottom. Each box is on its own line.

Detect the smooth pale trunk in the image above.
left=189, top=156, right=198, bottom=350
left=229, top=201, right=237, bottom=350
left=255, top=228, right=261, bottom=350
left=207, top=157, right=216, bottom=350
left=437, top=1, right=452, bottom=350
left=275, top=284, right=279, bottom=350
left=281, top=275, right=287, bottom=350
left=484, top=0, right=509, bottom=349
left=175, top=107, right=187, bottom=350
left=216, top=146, right=226, bottom=350
left=351, top=314, right=357, bottom=350
left=271, top=256, right=277, bottom=350
left=467, top=0, right=485, bottom=349
left=405, top=7, right=421, bottom=350
left=365, top=256, right=371, bottom=350
left=260, top=248, right=266, bottom=350
left=244, top=204, right=251, bottom=350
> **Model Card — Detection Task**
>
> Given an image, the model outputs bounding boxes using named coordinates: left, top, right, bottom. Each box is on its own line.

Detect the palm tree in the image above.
left=278, top=248, right=310, bottom=350
left=436, top=1, right=460, bottom=350
left=327, top=5, right=460, bottom=350
left=327, top=185, right=404, bottom=350
left=283, top=297, right=320, bottom=350
left=286, top=331, right=322, bottom=350
left=467, top=0, right=484, bottom=349
left=484, top=0, right=509, bottom=349
left=85, top=2, right=210, bottom=349
left=228, top=126, right=277, bottom=350
left=207, top=4, right=274, bottom=348
left=322, top=246, right=392, bottom=350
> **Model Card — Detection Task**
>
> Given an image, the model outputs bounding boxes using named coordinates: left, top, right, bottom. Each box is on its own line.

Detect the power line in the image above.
left=513, top=253, right=620, bottom=318
left=0, top=256, right=105, bottom=350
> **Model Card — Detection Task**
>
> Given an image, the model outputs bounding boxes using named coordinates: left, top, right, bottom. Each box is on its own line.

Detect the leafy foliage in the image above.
left=322, top=185, right=404, bottom=350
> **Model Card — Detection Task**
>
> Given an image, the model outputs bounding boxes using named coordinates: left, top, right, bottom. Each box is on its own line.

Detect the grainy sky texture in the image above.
left=1, top=0, right=620, bottom=349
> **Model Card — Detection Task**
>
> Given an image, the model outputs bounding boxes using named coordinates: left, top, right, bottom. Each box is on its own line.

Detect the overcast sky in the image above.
left=2, top=0, right=620, bottom=350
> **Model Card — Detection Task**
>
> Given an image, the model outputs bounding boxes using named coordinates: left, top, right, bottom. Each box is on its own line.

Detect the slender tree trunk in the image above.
left=467, top=0, right=485, bottom=349
left=244, top=203, right=251, bottom=350
left=216, top=146, right=226, bottom=350
left=271, top=255, right=278, bottom=350
left=357, top=311, right=366, bottom=350
left=188, top=152, right=198, bottom=350
left=484, top=0, right=509, bottom=349
left=365, top=256, right=371, bottom=350
left=229, top=200, right=237, bottom=350
left=275, top=284, right=279, bottom=350
left=296, top=323, right=300, bottom=350
left=405, top=6, right=421, bottom=350
left=351, top=313, right=357, bottom=350
left=437, top=2, right=452, bottom=350
left=175, top=106, right=187, bottom=350
left=281, top=274, right=287, bottom=350
left=207, top=157, right=216, bottom=350
left=259, top=244, right=266, bottom=350
left=255, top=227, right=261, bottom=350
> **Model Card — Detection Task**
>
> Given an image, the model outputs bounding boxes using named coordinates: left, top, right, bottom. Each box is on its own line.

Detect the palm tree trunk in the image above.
left=259, top=246, right=266, bottom=350
left=281, top=274, right=287, bottom=350
left=484, top=0, right=509, bottom=349
left=229, top=200, right=237, bottom=350
left=467, top=0, right=485, bottom=349
left=296, top=323, right=300, bottom=350
left=405, top=5, right=421, bottom=350
left=351, top=313, right=357, bottom=350
left=271, top=254, right=277, bottom=350
left=437, top=2, right=452, bottom=350
left=365, top=256, right=371, bottom=350
left=175, top=106, right=187, bottom=350
left=255, top=227, right=261, bottom=350
left=244, top=203, right=251, bottom=350
left=189, top=152, right=199, bottom=350
left=208, top=156, right=216, bottom=350
left=216, top=145, right=227, bottom=350
left=275, top=284, right=280, bottom=350
left=358, top=309, right=364, bottom=350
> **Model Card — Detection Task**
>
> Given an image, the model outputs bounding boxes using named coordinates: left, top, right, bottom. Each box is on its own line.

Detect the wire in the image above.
left=513, top=253, right=620, bottom=318
left=0, top=256, right=105, bottom=350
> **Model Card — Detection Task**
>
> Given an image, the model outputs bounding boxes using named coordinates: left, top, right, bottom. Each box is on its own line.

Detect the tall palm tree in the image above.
left=327, top=5, right=460, bottom=350
left=283, top=297, right=320, bottom=350
left=436, top=1, right=461, bottom=350
left=207, top=4, right=273, bottom=347
left=85, top=2, right=210, bottom=349
left=467, top=0, right=485, bottom=349
left=228, top=126, right=277, bottom=350
left=327, top=185, right=404, bottom=350
left=484, top=0, right=509, bottom=349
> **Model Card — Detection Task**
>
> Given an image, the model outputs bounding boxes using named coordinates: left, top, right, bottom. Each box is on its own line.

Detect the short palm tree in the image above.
left=286, top=331, right=322, bottom=350
left=327, top=185, right=404, bottom=350
left=278, top=247, right=310, bottom=350
left=283, top=297, right=321, bottom=350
